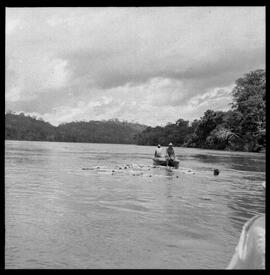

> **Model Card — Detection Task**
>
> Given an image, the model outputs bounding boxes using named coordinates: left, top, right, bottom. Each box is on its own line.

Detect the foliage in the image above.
left=5, top=113, right=147, bottom=144
left=5, top=112, right=58, bottom=141
left=5, top=69, right=265, bottom=152
left=136, top=119, right=193, bottom=146
left=231, top=69, right=266, bottom=151
left=136, top=69, right=265, bottom=152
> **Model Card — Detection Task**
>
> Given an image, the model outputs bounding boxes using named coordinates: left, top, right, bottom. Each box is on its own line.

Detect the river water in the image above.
left=5, top=140, right=265, bottom=269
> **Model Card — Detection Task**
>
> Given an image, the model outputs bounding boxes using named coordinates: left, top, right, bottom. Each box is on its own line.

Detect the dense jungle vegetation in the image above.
left=5, top=69, right=265, bottom=152
left=136, top=69, right=266, bottom=152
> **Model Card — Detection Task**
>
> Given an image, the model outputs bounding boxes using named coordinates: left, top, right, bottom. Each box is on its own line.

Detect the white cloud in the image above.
left=5, top=86, right=22, bottom=102
left=32, top=79, right=233, bottom=126
left=6, top=18, right=21, bottom=34
left=45, top=58, right=70, bottom=89
left=5, top=7, right=265, bottom=126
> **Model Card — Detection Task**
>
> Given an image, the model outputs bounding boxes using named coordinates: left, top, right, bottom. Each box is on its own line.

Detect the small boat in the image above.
left=152, top=157, right=180, bottom=169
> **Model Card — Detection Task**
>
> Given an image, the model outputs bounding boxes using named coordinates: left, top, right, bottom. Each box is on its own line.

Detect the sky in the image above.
left=6, top=7, right=265, bottom=126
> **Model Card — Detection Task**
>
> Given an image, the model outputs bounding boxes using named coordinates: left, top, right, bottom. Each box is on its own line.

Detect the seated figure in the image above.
left=154, top=144, right=163, bottom=158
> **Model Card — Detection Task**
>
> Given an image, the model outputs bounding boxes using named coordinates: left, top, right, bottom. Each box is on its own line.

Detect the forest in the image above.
left=136, top=69, right=266, bottom=152
left=5, top=69, right=266, bottom=152
left=5, top=115, right=147, bottom=144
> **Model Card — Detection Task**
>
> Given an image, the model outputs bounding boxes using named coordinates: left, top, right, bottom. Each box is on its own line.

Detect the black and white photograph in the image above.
left=5, top=6, right=265, bottom=269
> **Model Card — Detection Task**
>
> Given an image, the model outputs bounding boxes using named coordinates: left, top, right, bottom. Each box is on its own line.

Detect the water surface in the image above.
left=5, top=140, right=265, bottom=269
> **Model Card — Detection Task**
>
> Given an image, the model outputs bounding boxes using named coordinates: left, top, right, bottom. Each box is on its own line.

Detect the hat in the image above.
left=169, top=142, right=173, bottom=146
left=157, top=144, right=161, bottom=148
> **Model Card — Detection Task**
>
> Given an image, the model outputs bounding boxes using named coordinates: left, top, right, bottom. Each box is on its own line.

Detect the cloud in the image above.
left=15, top=78, right=232, bottom=127
left=5, top=7, right=265, bottom=126
left=6, top=18, right=21, bottom=34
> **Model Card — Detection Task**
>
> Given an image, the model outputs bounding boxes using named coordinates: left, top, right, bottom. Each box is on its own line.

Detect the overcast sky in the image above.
left=6, top=7, right=265, bottom=126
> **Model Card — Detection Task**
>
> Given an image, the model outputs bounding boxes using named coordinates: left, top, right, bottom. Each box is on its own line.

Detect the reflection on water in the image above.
left=192, top=153, right=265, bottom=172
left=191, top=152, right=265, bottom=232
left=225, top=180, right=265, bottom=231
left=5, top=141, right=265, bottom=269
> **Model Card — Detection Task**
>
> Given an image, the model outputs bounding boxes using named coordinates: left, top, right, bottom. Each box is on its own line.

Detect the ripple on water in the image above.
left=5, top=141, right=265, bottom=269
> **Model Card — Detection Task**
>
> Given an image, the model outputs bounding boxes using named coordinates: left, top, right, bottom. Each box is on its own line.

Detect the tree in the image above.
left=5, top=69, right=265, bottom=152
left=193, top=110, right=225, bottom=147
left=175, top=118, right=189, bottom=128
left=5, top=113, right=147, bottom=144
left=231, top=69, right=266, bottom=151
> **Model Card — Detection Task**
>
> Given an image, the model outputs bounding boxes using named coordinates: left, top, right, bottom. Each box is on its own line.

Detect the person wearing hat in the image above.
left=154, top=144, right=163, bottom=158
left=165, top=142, right=176, bottom=165
left=227, top=181, right=265, bottom=269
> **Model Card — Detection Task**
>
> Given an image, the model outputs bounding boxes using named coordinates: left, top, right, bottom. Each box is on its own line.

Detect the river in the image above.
left=5, top=140, right=265, bottom=269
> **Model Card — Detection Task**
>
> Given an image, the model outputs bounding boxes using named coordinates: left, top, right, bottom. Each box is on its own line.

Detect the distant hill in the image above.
left=5, top=113, right=58, bottom=141
left=5, top=69, right=266, bottom=152
left=5, top=113, right=147, bottom=144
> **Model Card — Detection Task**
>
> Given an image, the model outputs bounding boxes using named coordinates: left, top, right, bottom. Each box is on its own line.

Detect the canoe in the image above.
left=152, top=157, right=180, bottom=169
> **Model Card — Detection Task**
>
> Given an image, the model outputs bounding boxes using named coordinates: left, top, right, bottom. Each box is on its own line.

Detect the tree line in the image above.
left=136, top=69, right=265, bottom=152
left=5, top=69, right=265, bottom=152
left=5, top=115, right=147, bottom=144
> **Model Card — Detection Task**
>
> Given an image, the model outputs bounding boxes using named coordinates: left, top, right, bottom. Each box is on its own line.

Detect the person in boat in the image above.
left=227, top=181, right=265, bottom=269
left=165, top=142, right=176, bottom=165
left=154, top=144, right=163, bottom=158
